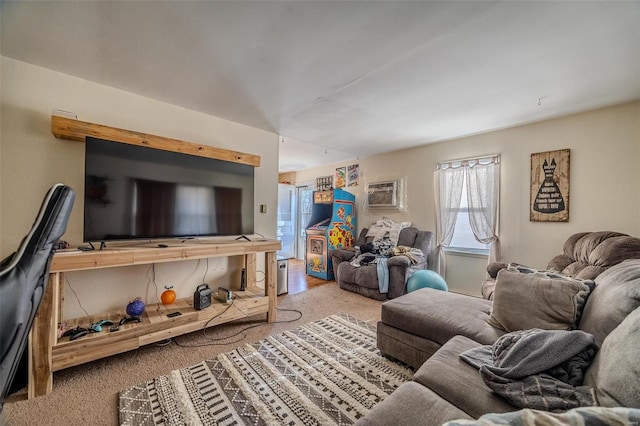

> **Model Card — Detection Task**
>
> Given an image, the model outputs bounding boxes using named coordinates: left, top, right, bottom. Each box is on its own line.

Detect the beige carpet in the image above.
left=1, top=283, right=384, bottom=426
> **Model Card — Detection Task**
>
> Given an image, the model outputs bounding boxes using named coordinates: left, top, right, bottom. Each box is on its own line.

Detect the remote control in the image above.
left=167, top=311, right=182, bottom=318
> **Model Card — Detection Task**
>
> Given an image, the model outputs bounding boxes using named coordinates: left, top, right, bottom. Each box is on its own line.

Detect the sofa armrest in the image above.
left=332, top=248, right=356, bottom=262
left=487, top=262, right=508, bottom=278
left=387, top=255, right=411, bottom=268
left=480, top=278, right=496, bottom=300
left=546, top=254, right=573, bottom=273
left=387, top=259, right=428, bottom=299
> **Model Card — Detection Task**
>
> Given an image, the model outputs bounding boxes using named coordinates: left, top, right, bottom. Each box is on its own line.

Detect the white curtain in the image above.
left=433, top=156, right=500, bottom=276
left=466, top=157, right=501, bottom=264
left=433, top=165, right=465, bottom=275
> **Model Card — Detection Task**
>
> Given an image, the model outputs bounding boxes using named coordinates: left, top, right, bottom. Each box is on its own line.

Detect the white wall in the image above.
left=1, top=57, right=280, bottom=317
left=295, top=101, right=640, bottom=295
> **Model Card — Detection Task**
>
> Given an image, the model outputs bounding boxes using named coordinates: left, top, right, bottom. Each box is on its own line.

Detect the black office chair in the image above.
left=0, top=184, right=74, bottom=411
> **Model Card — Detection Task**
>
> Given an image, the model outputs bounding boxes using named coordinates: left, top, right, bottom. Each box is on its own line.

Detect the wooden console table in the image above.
left=28, top=239, right=281, bottom=398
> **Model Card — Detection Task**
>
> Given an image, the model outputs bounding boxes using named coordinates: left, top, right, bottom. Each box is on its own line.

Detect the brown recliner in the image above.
left=481, top=231, right=640, bottom=300
left=331, top=227, right=434, bottom=300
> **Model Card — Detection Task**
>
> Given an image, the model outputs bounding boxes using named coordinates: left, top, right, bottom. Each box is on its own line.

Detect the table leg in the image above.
left=266, top=251, right=277, bottom=322
left=28, top=272, right=59, bottom=398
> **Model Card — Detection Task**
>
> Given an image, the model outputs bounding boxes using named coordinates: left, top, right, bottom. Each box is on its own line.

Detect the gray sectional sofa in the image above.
left=358, top=231, right=640, bottom=425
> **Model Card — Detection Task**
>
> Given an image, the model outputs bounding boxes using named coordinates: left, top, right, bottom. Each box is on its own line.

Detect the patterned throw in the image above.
left=119, top=314, right=412, bottom=425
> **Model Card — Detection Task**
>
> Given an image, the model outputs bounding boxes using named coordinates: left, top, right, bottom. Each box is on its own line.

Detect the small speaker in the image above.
left=193, top=284, right=212, bottom=310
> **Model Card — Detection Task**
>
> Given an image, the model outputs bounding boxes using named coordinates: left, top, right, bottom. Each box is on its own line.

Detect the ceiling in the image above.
left=2, top=1, right=639, bottom=172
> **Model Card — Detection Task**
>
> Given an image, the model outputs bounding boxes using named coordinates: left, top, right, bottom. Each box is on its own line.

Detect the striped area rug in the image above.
left=119, top=314, right=412, bottom=425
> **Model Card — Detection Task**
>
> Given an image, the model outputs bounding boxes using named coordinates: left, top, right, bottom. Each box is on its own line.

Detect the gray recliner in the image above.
left=0, top=184, right=74, bottom=411
left=331, top=227, right=434, bottom=300
left=480, top=231, right=640, bottom=300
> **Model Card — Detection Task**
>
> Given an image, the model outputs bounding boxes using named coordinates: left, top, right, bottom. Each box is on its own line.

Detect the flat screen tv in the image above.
left=84, top=137, right=254, bottom=242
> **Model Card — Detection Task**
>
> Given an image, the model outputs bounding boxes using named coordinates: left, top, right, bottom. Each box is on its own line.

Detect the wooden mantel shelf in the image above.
left=51, top=115, right=261, bottom=167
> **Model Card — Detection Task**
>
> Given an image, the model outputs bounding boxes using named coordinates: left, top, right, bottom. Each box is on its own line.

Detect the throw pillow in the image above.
left=505, top=263, right=595, bottom=325
left=486, top=269, right=593, bottom=332
left=583, top=306, right=640, bottom=408
left=507, top=262, right=596, bottom=285
left=505, top=262, right=538, bottom=274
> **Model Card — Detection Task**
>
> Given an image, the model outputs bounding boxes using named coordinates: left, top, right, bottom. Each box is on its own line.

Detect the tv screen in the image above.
left=84, top=137, right=254, bottom=242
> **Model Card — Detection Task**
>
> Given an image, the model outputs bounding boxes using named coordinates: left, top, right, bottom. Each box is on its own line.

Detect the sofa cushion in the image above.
left=486, top=269, right=592, bottom=332
left=355, top=228, right=369, bottom=246
left=332, top=247, right=357, bottom=262
left=397, top=227, right=419, bottom=247
left=487, top=262, right=508, bottom=279
left=381, top=288, right=504, bottom=346
left=413, top=335, right=517, bottom=418
left=355, top=381, right=473, bottom=426
left=505, top=263, right=591, bottom=284
left=584, top=306, right=640, bottom=408
left=578, top=259, right=640, bottom=345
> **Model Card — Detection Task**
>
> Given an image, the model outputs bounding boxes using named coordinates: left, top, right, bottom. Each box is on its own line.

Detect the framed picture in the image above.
left=335, top=167, right=346, bottom=188
left=530, top=149, right=570, bottom=222
left=367, top=180, right=398, bottom=208
left=316, top=175, right=332, bottom=191
left=347, top=164, right=359, bottom=186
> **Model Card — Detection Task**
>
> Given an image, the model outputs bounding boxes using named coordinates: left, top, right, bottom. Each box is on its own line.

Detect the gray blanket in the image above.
left=460, top=328, right=599, bottom=412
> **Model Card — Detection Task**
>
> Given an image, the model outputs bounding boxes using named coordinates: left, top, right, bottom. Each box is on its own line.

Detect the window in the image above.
left=433, top=155, right=500, bottom=274
left=448, top=178, right=490, bottom=254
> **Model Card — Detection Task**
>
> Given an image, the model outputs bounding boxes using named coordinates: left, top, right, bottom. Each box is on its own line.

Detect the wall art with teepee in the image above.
left=530, top=149, right=570, bottom=222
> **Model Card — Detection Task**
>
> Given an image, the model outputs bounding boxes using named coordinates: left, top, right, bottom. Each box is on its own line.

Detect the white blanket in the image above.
left=366, top=218, right=410, bottom=246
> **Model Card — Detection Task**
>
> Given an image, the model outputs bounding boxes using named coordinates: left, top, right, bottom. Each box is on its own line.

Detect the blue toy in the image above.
left=406, top=270, right=448, bottom=292
left=126, top=297, right=146, bottom=317
left=89, top=319, right=114, bottom=333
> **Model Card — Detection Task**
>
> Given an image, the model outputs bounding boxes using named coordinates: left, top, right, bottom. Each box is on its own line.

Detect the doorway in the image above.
left=277, top=183, right=296, bottom=259
left=296, top=183, right=313, bottom=260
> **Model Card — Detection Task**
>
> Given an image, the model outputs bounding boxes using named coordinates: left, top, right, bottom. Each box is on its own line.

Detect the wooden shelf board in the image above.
left=51, top=115, right=260, bottom=167
left=52, top=290, right=267, bottom=371
left=50, top=240, right=282, bottom=273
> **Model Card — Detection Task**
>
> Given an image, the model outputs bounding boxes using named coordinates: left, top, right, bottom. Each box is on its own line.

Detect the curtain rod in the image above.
left=435, top=154, right=501, bottom=171
left=437, top=153, right=501, bottom=165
